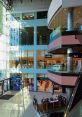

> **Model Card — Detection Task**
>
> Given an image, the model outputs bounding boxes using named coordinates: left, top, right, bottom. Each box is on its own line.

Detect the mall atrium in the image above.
left=0, top=0, right=81, bottom=117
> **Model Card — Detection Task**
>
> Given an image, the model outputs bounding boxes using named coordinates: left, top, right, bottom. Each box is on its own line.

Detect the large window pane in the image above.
left=36, top=50, right=48, bottom=69
left=37, top=26, right=51, bottom=45
left=37, top=50, right=44, bottom=69
left=21, top=50, right=34, bottom=68
left=22, top=12, right=34, bottom=20
left=20, top=27, right=34, bottom=45
left=37, top=11, right=47, bottom=19
left=73, top=6, right=82, bottom=30
left=27, top=51, right=34, bottom=68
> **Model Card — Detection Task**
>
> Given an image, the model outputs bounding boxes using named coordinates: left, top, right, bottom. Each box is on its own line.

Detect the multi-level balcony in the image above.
left=47, top=27, right=82, bottom=86
left=47, top=0, right=82, bottom=86
left=47, top=71, right=78, bottom=86
left=48, top=27, right=82, bottom=54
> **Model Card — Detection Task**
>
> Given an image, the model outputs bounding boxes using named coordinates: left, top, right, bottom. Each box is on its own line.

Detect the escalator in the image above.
left=64, top=69, right=82, bottom=117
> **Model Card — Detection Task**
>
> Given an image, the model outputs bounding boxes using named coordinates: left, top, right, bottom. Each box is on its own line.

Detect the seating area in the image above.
left=36, top=95, right=67, bottom=113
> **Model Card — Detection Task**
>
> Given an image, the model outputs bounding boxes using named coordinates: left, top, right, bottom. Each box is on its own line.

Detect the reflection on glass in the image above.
left=37, top=11, right=47, bottom=19
left=20, top=27, right=34, bottom=45
left=10, top=50, right=34, bottom=69
left=48, top=58, right=82, bottom=73
left=37, top=26, right=51, bottom=45
left=22, top=12, right=34, bottom=20
left=37, top=50, right=48, bottom=69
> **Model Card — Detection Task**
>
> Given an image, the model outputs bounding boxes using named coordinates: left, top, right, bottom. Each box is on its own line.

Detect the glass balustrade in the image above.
left=49, top=26, right=82, bottom=44
left=47, top=63, right=81, bottom=73
left=49, top=26, right=62, bottom=43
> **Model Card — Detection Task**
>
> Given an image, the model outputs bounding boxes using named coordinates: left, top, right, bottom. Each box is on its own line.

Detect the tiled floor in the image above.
left=0, top=87, right=58, bottom=117
left=0, top=88, right=40, bottom=117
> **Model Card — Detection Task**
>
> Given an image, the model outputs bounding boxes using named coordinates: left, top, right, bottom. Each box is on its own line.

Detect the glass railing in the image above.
left=47, top=64, right=67, bottom=73
left=49, top=26, right=62, bottom=43
left=49, top=27, right=82, bottom=44
left=47, top=64, right=81, bottom=73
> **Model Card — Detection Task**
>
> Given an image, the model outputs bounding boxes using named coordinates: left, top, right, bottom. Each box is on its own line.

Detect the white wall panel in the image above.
left=62, top=0, right=82, bottom=8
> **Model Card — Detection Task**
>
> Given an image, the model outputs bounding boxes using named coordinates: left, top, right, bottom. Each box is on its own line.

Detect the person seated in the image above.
left=45, top=98, right=49, bottom=102
left=50, top=97, right=53, bottom=101
left=41, top=97, right=45, bottom=103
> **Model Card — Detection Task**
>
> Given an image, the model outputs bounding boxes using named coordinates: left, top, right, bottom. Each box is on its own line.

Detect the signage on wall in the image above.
left=45, top=54, right=52, bottom=58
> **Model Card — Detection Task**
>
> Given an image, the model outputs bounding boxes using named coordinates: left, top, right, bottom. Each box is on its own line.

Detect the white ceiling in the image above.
left=11, top=0, right=52, bottom=13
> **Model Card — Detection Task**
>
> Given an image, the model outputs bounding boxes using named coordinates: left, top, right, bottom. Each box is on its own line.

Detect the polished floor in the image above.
left=0, top=87, right=55, bottom=117
left=0, top=88, right=40, bottom=117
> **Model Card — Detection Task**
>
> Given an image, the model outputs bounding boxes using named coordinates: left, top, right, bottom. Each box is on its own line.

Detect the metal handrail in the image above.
left=64, top=68, right=82, bottom=117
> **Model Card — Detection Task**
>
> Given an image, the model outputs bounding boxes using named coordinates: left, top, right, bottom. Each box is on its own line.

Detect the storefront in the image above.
left=10, top=75, right=22, bottom=91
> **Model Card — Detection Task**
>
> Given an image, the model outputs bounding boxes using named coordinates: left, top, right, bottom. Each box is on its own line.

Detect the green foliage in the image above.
left=0, top=3, right=3, bottom=34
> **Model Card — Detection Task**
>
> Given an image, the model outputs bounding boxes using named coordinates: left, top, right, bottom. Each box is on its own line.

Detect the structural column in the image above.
left=67, top=48, right=73, bottom=72
left=67, top=48, right=73, bottom=100
left=67, top=8, right=73, bottom=31
left=66, top=88, right=73, bottom=100
left=34, top=26, right=37, bottom=91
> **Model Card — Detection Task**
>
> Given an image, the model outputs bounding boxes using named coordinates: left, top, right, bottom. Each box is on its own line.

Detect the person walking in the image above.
left=33, top=95, right=38, bottom=111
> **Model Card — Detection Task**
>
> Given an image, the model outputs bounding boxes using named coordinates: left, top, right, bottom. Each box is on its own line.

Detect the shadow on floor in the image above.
left=0, top=94, right=14, bottom=100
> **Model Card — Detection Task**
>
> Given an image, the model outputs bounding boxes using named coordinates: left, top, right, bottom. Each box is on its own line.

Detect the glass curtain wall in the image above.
left=0, top=3, right=10, bottom=79
left=9, top=15, right=20, bottom=75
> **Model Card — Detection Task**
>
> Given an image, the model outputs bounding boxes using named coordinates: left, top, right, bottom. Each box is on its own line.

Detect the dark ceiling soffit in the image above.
left=48, top=44, right=82, bottom=54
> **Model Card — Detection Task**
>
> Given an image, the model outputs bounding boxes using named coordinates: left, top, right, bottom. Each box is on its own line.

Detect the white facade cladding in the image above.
left=63, top=0, right=82, bottom=8
left=48, top=0, right=82, bottom=26
left=47, top=0, right=62, bottom=25
left=12, top=0, right=51, bottom=13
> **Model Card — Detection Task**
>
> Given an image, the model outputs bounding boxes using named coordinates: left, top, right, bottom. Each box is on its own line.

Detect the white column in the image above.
left=67, top=48, right=73, bottom=72
left=67, top=8, right=73, bottom=31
